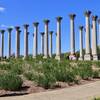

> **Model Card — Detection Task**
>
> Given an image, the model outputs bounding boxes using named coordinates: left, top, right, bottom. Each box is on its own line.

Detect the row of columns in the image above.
left=70, top=10, right=99, bottom=61
left=0, top=11, right=100, bottom=61
left=0, top=17, right=62, bottom=60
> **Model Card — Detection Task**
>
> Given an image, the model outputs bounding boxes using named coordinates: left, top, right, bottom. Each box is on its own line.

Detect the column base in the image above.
left=43, top=56, right=49, bottom=59
left=92, top=54, right=98, bottom=61
left=55, top=55, right=61, bottom=60
left=79, top=57, right=84, bottom=61
left=23, top=56, right=28, bottom=60
left=69, top=54, right=76, bottom=60
left=84, top=54, right=92, bottom=61
left=33, top=56, right=36, bottom=59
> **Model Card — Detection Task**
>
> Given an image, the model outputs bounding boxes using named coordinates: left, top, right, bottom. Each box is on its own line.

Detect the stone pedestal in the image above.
left=43, top=19, right=49, bottom=59
left=84, top=10, right=92, bottom=60
left=69, top=14, right=76, bottom=60
left=84, top=54, right=92, bottom=60
left=79, top=57, right=84, bottom=61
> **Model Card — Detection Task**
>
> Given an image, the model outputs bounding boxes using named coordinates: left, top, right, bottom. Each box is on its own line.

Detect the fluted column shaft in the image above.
left=15, top=26, right=20, bottom=58
left=79, top=26, right=84, bottom=60
left=40, top=32, right=44, bottom=55
left=43, top=20, right=49, bottom=58
left=98, top=19, right=100, bottom=45
left=33, top=22, right=39, bottom=58
left=69, top=14, right=76, bottom=55
left=49, top=31, right=53, bottom=57
left=7, top=28, right=13, bottom=58
left=24, top=24, right=29, bottom=59
left=84, top=11, right=92, bottom=60
left=92, top=16, right=98, bottom=60
left=55, top=17, right=62, bottom=60
left=0, top=30, right=5, bottom=58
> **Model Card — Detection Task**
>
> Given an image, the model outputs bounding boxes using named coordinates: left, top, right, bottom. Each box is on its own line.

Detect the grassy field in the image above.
left=0, top=56, right=100, bottom=91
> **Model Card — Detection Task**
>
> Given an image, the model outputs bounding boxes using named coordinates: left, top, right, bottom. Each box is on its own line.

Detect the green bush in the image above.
left=36, top=73, right=56, bottom=89
left=92, top=61, right=100, bottom=67
left=10, top=64, right=23, bottom=75
left=0, top=73, right=23, bottom=91
left=24, top=71, right=35, bottom=81
left=94, top=98, right=100, bottom=100
left=0, top=63, right=11, bottom=70
left=77, top=62, right=93, bottom=80
left=93, top=71, right=100, bottom=78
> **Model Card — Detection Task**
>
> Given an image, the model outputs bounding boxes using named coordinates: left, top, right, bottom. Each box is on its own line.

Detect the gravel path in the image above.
left=0, top=80, right=100, bottom=100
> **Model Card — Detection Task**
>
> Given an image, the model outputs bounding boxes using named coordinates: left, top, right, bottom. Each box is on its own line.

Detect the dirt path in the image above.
left=1, top=80, right=100, bottom=100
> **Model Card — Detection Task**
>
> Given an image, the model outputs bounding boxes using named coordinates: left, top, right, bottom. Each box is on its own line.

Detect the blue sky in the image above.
left=0, top=0, right=100, bottom=56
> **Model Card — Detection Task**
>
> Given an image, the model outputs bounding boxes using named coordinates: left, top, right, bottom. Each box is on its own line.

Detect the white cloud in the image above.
left=0, top=7, right=5, bottom=12
left=0, top=24, right=7, bottom=28
left=0, top=25, right=14, bottom=29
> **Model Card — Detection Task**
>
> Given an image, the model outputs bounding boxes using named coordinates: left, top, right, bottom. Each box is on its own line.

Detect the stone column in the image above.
left=69, top=14, right=76, bottom=60
left=55, top=17, right=62, bottom=60
left=84, top=11, right=92, bottom=60
left=0, top=30, right=5, bottom=58
left=79, top=26, right=84, bottom=60
left=92, top=16, right=98, bottom=60
left=23, top=24, right=29, bottom=59
left=7, top=28, right=13, bottom=58
left=40, top=32, right=45, bottom=56
left=33, top=22, right=39, bottom=58
left=15, top=26, right=20, bottom=58
left=98, top=19, right=100, bottom=45
left=43, top=19, right=50, bottom=58
left=18, top=30, right=21, bottom=56
left=49, top=31, right=53, bottom=58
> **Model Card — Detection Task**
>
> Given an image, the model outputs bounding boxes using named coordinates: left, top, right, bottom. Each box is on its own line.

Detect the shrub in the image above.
left=93, top=71, right=100, bottom=78
left=0, top=73, right=23, bottom=91
left=0, top=63, right=11, bottom=70
left=92, top=61, right=100, bottom=68
left=36, top=73, right=56, bottom=89
left=24, top=71, right=35, bottom=81
left=10, top=63, right=23, bottom=75
left=77, top=62, right=93, bottom=80
left=94, top=98, right=100, bottom=100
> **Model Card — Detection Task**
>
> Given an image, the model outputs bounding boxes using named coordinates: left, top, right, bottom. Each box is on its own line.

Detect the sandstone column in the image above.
left=40, top=32, right=45, bottom=56
left=92, top=16, right=98, bottom=60
left=84, top=11, right=92, bottom=60
left=49, top=31, right=53, bottom=58
left=55, top=17, right=62, bottom=60
left=79, top=26, right=84, bottom=60
left=33, top=22, right=39, bottom=58
left=43, top=19, right=50, bottom=58
left=98, top=19, right=100, bottom=45
left=15, top=26, right=20, bottom=58
left=69, top=14, right=76, bottom=60
left=19, top=30, right=21, bottom=57
left=0, top=30, right=5, bottom=58
left=23, top=24, right=29, bottom=59
left=7, top=28, right=13, bottom=58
